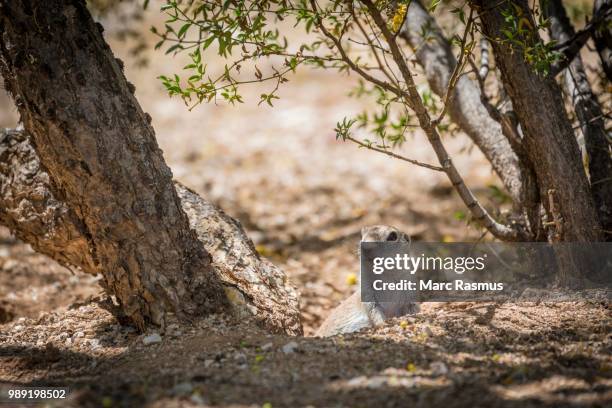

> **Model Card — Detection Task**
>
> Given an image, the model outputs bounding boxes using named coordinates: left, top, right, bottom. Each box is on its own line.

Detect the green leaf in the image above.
left=453, top=210, right=466, bottom=221
left=178, top=23, right=190, bottom=39
left=165, top=44, right=183, bottom=54
left=428, top=0, right=441, bottom=12
left=202, top=36, right=215, bottom=50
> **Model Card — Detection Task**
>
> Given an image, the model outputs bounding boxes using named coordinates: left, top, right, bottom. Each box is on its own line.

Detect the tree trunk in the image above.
left=0, top=128, right=302, bottom=335
left=470, top=0, right=602, bottom=243
left=400, top=1, right=539, bottom=229
left=544, top=0, right=612, bottom=240
left=593, top=0, right=612, bottom=82
left=0, top=0, right=301, bottom=334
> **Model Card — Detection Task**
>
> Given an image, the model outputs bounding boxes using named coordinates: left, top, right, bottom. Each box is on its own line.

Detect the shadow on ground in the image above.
left=0, top=299, right=609, bottom=407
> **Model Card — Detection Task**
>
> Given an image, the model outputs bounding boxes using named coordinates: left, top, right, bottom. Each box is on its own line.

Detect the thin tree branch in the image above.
left=549, top=2, right=612, bottom=77
left=466, top=55, right=524, bottom=156
left=361, top=0, right=526, bottom=241
left=349, top=3, right=398, bottom=87
left=593, top=0, right=612, bottom=81
left=479, top=38, right=490, bottom=79
left=309, top=0, right=408, bottom=101
left=345, top=135, right=445, bottom=172
left=433, top=7, right=475, bottom=126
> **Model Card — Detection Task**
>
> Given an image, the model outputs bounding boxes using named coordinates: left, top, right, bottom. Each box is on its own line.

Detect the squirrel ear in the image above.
left=361, top=226, right=369, bottom=238
left=402, top=233, right=411, bottom=243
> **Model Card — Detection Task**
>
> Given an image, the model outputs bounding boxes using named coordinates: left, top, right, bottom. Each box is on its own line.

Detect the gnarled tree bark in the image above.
left=471, top=0, right=602, bottom=243
left=0, top=129, right=302, bottom=335
left=544, top=0, right=612, bottom=239
left=399, top=1, right=539, bottom=228
left=0, top=0, right=301, bottom=334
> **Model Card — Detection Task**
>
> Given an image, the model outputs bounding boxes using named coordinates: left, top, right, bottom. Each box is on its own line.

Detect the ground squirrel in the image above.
left=315, top=225, right=419, bottom=337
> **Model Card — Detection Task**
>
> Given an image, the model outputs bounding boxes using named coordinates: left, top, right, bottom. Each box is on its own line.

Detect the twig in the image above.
left=309, top=0, right=407, bottom=100
left=549, top=4, right=612, bottom=76
left=345, top=135, right=445, bottom=172
left=467, top=55, right=527, bottom=161
left=432, top=7, right=475, bottom=126
left=591, top=176, right=612, bottom=186
left=545, top=189, right=563, bottom=242
left=349, top=4, right=398, bottom=87
left=363, top=10, right=404, bottom=92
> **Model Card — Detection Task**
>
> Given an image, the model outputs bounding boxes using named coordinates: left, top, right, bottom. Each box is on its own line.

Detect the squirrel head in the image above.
left=360, top=225, right=409, bottom=243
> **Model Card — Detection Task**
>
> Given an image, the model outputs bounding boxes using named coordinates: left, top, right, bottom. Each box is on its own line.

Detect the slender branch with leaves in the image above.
left=153, top=0, right=532, bottom=240
left=155, top=0, right=610, bottom=242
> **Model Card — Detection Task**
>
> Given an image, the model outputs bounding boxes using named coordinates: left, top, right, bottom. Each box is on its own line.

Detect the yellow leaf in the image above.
left=346, top=273, right=358, bottom=286
left=391, top=4, right=408, bottom=32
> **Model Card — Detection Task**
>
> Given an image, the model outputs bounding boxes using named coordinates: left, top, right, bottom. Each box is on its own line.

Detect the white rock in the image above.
left=204, top=359, right=214, bottom=368
left=142, top=333, right=162, bottom=345
left=261, top=342, right=273, bottom=351
left=282, top=341, right=299, bottom=354
left=234, top=352, right=247, bottom=363
left=430, top=361, right=449, bottom=376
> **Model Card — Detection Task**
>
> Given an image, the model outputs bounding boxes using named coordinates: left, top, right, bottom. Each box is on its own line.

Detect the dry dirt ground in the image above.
left=0, top=1, right=610, bottom=407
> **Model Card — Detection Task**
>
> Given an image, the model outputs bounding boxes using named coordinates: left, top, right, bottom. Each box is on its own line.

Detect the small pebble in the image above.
left=282, top=341, right=299, bottom=354
left=142, top=333, right=162, bottom=345
left=234, top=352, right=247, bottom=363
left=430, top=361, right=449, bottom=376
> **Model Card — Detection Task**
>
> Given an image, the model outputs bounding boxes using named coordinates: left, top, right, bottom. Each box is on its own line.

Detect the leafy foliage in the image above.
left=154, top=0, right=435, bottom=146
left=152, top=0, right=589, bottom=241
left=153, top=0, right=568, bottom=148
left=497, top=2, right=561, bottom=75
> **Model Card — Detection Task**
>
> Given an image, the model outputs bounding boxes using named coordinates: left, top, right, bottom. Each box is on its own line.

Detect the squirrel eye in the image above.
left=386, top=231, right=398, bottom=241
